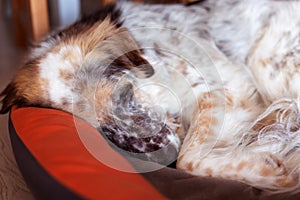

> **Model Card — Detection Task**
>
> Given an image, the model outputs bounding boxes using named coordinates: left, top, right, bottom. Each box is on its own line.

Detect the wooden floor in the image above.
left=0, top=2, right=34, bottom=199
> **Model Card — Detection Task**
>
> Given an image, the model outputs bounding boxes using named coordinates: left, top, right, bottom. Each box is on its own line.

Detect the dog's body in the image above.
left=1, top=0, right=300, bottom=193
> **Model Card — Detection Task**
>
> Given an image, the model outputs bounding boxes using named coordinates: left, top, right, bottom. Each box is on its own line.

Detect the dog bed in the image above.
left=8, top=106, right=300, bottom=199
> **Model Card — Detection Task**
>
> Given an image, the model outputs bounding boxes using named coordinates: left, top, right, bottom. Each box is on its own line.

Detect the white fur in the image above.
left=117, top=0, right=300, bottom=192
left=39, top=45, right=83, bottom=106
left=4, top=0, right=300, bottom=193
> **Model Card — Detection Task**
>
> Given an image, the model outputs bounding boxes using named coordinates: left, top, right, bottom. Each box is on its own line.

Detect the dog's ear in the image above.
left=124, top=50, right=154, bottom=78
left=106, top=49, right=154, bottom=79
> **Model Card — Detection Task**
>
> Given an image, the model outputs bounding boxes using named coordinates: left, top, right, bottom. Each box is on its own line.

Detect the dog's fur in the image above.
left=0, top=6, right=181, bottom=165
left=1, top=0, right=300, bottom=193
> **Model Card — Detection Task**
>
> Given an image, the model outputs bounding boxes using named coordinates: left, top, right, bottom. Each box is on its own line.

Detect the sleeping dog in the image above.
left=1, top=0, right=300, bottom=193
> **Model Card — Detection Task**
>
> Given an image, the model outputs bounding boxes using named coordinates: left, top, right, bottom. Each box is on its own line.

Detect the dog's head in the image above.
left=0, top=4, right=180, bottom=164
left=0, top=4, right=153, bottom=115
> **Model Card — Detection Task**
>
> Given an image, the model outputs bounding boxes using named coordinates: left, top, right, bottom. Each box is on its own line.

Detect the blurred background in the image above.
left=0, top=0, right=191, bottom=199
left=0, top=0, right=29, bottom=198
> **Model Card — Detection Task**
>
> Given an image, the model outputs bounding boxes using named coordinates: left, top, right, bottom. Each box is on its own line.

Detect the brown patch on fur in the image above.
left=225, top=93, right=234, bottom=107
left=16, top=65, right=48, bottom=101
left=224, top=163, right=233, bottom=171
left=198, top=123, right=214, bottom=144
left=188, top=93, right=220, bottom=144
left=186, top=161, right=194, bottom=171
left=259, top=166, right=277, bottom=177
left=178, top=60, right=189, bottom=76
left=236, top=161, right=247, bottom=171
left=198, top=92, right=216, bottom=110
left=93, top=81, right=114, bottom=120
left=275, top=177, right=297, bottom=188
left=259, top=155, right=285, bottom=177
left=205, top=167, right=213, bottom=175
left=239, top=99, right=248, bottom=110
left=252, top=112, right=277, bottom=132
left=61, top=48, right=77, bottom=62
left=0, top=62, right=49, bottom=113
left=191, top=92, right=221, bottom=143
left=73, top=18, right=123, bottom=56
left=259, top=59, right=268, bottom=68
left=59, top=69, right=73, bottom=81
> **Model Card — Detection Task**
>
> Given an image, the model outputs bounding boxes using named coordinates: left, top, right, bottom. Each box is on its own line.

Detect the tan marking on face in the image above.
left=61, top=18, right=132, bottom=58
left=61, top=48, right=76, bottom=61
left=77, top=19, right=120, bottom=55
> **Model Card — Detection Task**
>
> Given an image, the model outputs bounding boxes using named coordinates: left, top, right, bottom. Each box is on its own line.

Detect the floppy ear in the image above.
left=124, top=49, right=154, bottom=78
left=106, top=49, right=154, bottom=79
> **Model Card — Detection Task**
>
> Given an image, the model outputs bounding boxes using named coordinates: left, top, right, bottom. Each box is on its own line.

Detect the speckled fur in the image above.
left=176, top=0, right=300, bottom=193
left=1, top=0, right=300, bottom=193
left=0, top=9, right=181, bottom=165
left=118, top=0, right=300, bottom=192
